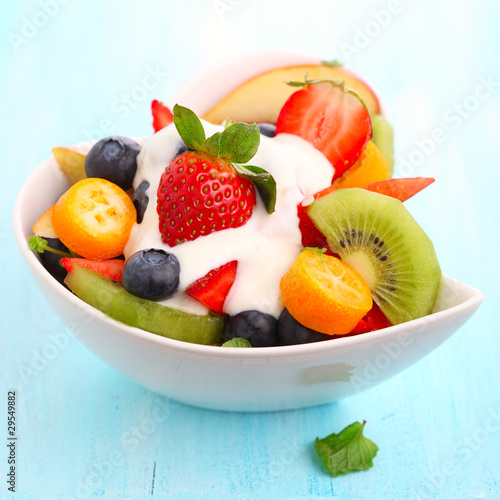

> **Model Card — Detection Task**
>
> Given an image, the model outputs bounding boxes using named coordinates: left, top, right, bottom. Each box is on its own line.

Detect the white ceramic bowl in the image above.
left=13, top=52, right=483, bottom=412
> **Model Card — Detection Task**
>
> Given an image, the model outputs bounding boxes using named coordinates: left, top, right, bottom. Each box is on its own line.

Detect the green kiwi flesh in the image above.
left=371, top=114, right=395, bottom=178
left=307, top=188, right=441, bottom=325
left=65, top=265, right=223, bottom=345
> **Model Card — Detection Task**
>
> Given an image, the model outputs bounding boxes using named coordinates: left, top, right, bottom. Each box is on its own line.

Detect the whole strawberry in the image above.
left=157, top=105, right=276, bottom=246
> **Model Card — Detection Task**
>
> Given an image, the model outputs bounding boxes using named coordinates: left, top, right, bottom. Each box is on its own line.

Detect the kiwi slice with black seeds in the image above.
left=307, top=188, right=441, bottom=325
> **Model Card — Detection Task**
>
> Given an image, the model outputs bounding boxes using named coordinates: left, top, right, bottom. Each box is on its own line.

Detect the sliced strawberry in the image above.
left=276, top=81, right=372, bottom=180
left=151, top=100, right=174, bottom=133
left=365, top=177, right=435, bottom=202
left=60, top=258, right=124, bottom=283
left=349, top=318, right=373, bottom=335
left=297, top=203, right=331, bottom=253
left=363, top=302, right=393, bottom=330
left=186, top=261, right=238, bottom=315
left=297, top=182, right=338, bottom=250
left=350, top=302, right=392, bottom=335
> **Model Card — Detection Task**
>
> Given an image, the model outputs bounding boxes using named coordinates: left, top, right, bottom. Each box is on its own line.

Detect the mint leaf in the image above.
left=303, top=247, right=327, bottom=261
left=173, top=104, right=206, bottom=151
left=28, top=235, right=74, bottom=257
left=232, top=163, right=270, bottom=180
left=321, top=59, right=343, bottom=67
left=315, top=421, right=378, bottom=477
left=219, top=122, right=260, bottom=163
left=222, top=337, right=252, bottom=348
left=28, top=235, right=48, bottom=253
left=233, top=164, right=276, bottom=214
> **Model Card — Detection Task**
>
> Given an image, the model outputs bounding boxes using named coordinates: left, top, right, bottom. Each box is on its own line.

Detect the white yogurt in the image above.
left=124, top=122, right=333, bottom=318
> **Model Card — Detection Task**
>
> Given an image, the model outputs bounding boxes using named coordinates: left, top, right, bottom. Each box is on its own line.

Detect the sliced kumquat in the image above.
left=52, top=178, right=136, bottom=259
left=333, top=140, right=390, bottom=189
left=280, top=249, right=373, bottom=336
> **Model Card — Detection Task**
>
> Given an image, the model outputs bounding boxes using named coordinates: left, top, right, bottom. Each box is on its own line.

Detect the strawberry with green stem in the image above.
left=157, top=104, right=276, bottom=247
left=157, top=105, right=276, bottom=313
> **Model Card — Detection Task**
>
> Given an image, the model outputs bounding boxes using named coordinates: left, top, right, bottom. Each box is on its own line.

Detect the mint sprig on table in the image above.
left=315, top=420, right=378, bottom=477
left=172, top=104, right=277, bottom=214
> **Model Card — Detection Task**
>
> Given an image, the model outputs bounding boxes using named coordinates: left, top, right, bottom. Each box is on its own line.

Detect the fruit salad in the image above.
left=28, top=60, right=442, bottom=348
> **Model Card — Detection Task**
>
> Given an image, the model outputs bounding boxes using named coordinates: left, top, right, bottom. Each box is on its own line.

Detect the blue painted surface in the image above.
left=1, top=0, right=499, bottom=498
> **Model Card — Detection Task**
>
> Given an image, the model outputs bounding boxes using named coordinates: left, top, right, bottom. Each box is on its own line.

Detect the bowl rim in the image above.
left=167, top=48, right=384, bottom=118
left=167, top=49, right=322, bottom=115
left=13, top=157, right=484, bottom=362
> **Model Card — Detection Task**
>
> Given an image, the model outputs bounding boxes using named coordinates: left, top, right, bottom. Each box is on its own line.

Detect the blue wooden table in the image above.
left=2, top=1, right=499, bottom=498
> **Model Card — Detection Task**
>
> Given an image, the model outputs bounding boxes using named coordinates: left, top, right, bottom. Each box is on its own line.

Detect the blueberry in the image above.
left=85, top=136, right=141, bottom=191
left=278, top=309, right=330, bottom=346
left=257, top=123, right=276, bottom=138
left=122, top=249, right=180, bottom=301
left=40, top=237, right=69, bottom=281
left=133, top=181, right=150, bottom=224
left=223, top=310, right=278, bottom=347
left=173, top=142, right=189, bottom=158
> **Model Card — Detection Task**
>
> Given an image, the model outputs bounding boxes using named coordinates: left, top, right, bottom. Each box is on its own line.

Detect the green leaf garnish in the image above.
left=173, top=104, right=261, bottom=164
left=219, top=122, right=260, bottom=164
left=204, top=131, right=221, bottom=158
left=28, top=235, right=73, bottom=257
left=173, top=104, right=206, bottom=151
left=222, top=118, right=233, bottom=129
left=315, top=421, right=378, bottom=477
left=222, top=337, right=252, bottom=348
left=29, top=235, right=48, bottom=253
left=233, top=164, right=276, bottom=214
left=232, top=163, right=270, bottom=180
left=321, top=59, right=344, bottom=67
left=303, top=247, right=327, bottom=261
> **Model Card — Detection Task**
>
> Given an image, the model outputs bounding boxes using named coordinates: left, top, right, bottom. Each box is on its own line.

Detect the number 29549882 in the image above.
left=7, top=391, right=16, bottom=436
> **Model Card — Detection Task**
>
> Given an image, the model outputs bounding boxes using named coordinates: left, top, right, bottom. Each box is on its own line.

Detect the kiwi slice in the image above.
left=307, top=188, right=441, bottom=325
left=65, top=265, right=223, bottom=345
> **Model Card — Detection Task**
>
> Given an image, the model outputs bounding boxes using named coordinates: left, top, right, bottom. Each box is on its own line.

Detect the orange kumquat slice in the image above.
left=333, top=140, right=390, bottom=189
left=280, top=249, right=373, bottom=336
left=52, top=178, right=136, bottom=259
